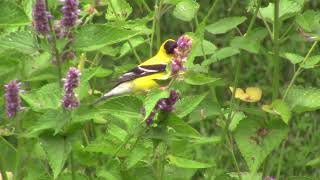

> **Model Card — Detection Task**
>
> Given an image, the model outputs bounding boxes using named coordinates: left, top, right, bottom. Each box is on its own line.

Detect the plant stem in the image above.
left=14, top=117, right=23, bottom=180
left=283, top=40, right=319, bottom=99
left=141, top=0, right=151, bottom=13
left=0, top=157, right=8, bottom=180
left=276, top=140, right=286, bottom=179
left=45, top=0, right=63, bottom=88
left=246, top=0, right=261, bottom=36
left=70, top=151, right=76, bottom=180
left=226, top=133, right=242, bottom=180
left=149, top=0, right=159, bottom=57
left=202, top=0, right=220, bottom=24
left=156, top=0, right=163, bottom=50
left=128, top=40, right=142, bottom=63
left=272, top=0, right=280, bottom=100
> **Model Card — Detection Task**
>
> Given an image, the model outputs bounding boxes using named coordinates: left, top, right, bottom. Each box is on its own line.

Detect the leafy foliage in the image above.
left=1, top=0, right=320, bottom=179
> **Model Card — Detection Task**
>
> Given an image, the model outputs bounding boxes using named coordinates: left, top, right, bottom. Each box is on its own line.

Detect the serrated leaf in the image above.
left=230, top=36, right=259, bottom=54
left=272, top=99, right=291, bottom=124
left=234, top=119, right=288, bottom=173
left=108, top=124, right=128, bottom=142
left=203, top=47, right=240, bottom=65
left=106, top=0, right=132, bottom=21
left=74, top=24, right=141, bottom=51
left=184, top=71, right=220, bottom=85
left=41, top=135, right=71, bottom=179
left=281, top=52, right=304, bottom=64
left=206, top=16, right=247, bottom=34
left=259, top=0, right=304, bottom=22
left=166, top=114, right=200, bottom=137
left=300, top=55, right=320, bottom=69
left=193, top=39, right=217, bottom=57
left=172, top=0, right=199, bottom=22
left=0, top=31, right=38, bottom=54
left=285, top=86, right=320, bottom=113
left=167, top=155, right=212, bottom=168
left=0, top=1, right=30, bottom=26
left=119, top=36, right=145, bottom=57
left=175, top=93, right=207, bottom=118
left=144, top=90, right=170, bottom=119
left=296, top=10, right=320, bottom=33
left=228, top=111, right=246, bottom=131
left=20, top=83, right=61, bottom=112
left=126, top=140, right=152, bottom=169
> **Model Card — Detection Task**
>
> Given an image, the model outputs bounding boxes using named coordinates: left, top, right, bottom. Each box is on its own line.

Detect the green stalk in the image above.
left=141, top=0, right=151, bottom=13
left=70, top=151, right=76, bottom=180
left=272, top=0, right=280, bottom=100
left=283, top=40, right=319, bottom=99
left=150, top=0, right=159, bottom=57
left=0, top=157, right=8, bottom=180
left=245, top=0, right=261, bottom=36
left=202, top=0, right=220, bottom=24
left=128, top=40, right=142, bottom=63
left=276, top=139, right=286, bottom=179
left=156, top=0, right=163, bottom=50
left=14, top=117, right=23, bottom=180
left=45, top=0, right=63, bottom=88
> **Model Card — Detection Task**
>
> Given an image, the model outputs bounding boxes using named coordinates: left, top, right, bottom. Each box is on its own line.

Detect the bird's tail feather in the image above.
left=91, top=82, right=133, bottom=106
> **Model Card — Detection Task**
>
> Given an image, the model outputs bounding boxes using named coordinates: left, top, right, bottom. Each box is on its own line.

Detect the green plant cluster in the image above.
left=0, top=0, right=320, bottom=180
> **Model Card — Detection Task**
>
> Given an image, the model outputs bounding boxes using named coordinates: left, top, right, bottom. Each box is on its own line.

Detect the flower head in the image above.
left=4, top=80, right=21, bottom=118
left=62, top=67, right=81, bottom=108
left=60, top=0, right=80, bottom=28
left=263, top=176, right=276, bottom=180
left=146, top=90, right=180, bottom=126
left=171, top=35, right=192, bottom=75
left=32, top=0, right=52, bottom=35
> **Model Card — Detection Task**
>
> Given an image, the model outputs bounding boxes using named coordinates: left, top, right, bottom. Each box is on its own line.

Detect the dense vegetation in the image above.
left=0, top=0, right=320, bottom=179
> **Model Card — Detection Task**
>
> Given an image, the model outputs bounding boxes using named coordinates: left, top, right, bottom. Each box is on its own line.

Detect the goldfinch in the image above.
left=93, top=39, right=178, bottom=105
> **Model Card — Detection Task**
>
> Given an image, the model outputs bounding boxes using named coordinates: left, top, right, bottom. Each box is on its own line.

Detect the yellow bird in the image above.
left=93, top=39, right=177, bottom=105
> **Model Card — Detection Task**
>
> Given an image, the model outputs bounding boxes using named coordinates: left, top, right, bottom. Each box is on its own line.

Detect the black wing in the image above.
left=114, top=64, right=167, bottom=86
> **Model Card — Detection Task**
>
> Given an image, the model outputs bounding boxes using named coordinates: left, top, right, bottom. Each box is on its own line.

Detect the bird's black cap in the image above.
left=164, top=40, right=177, bottom=54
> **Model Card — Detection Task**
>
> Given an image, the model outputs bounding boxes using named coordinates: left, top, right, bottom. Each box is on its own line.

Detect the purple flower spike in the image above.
left=171, top=35, right=192, bottom=75
left=4, top=80, right=21, bottom=118
left=32, top=0, right=51, bottom=35
left=146, top=90, right=180, bottom=126
left=263, top=176, right=276, bottom=180
left=62, top=67, right=81, bottom=109
left=60, top=0, right=80, bottom=28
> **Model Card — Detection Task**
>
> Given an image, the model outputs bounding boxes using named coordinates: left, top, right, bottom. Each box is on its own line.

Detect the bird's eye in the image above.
left=164, top=40, right=177, bottom=54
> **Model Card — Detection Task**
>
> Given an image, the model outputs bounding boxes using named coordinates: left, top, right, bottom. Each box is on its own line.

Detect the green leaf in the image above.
left=228, top=172, right=262, bottom=180
left=0, top=31, right=38, bottom=54
left=167, top=155, right=212, bottom=168
left=0, top=136, right=16, bottom=171
left=285, top=86, right=320, bottom=113
left=119, top=36, right=145, bottom=57
left=74, top=24, right=141, bottom=51
left=203, top=47, right=240, bottom=65
left=172, top=0, right=199, bottom=22
left=281, top=52, right=304, bottom=64
left=300, top=55, right=320, bottom=69
left=108, top=124, right=128, bottom=142
left=296, top=10, right=320, bottom=33
left=234, top=118, right=288, bottom=173
left=206, top=16, right=247, bottom=34
left=184, top=71, right=220, bottom=85
left=228, top=111, right=246, bottom=131
left=106, top=0, right=132, bottom=21
left=20, top=83, right=61, bottom=112
left=41, top=135, right=71, bottom=179
left=259, top=0, right=304, bottom=22
left=0, top=1, right=30, bottom=26
left=193, top=39, right=217, bottom=57
left=166, top=114, right=200, bottom=137
left=144, top=90, right=170, bottom=119
left=126, top=140, right=152, bottom=169
left=306, top=157, right=320, bottom=167
left=271, top=99, right=291, bottom=124
left=175, top=93, right=207, bottom=118
left=230, top=36, right=259, bottom=54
